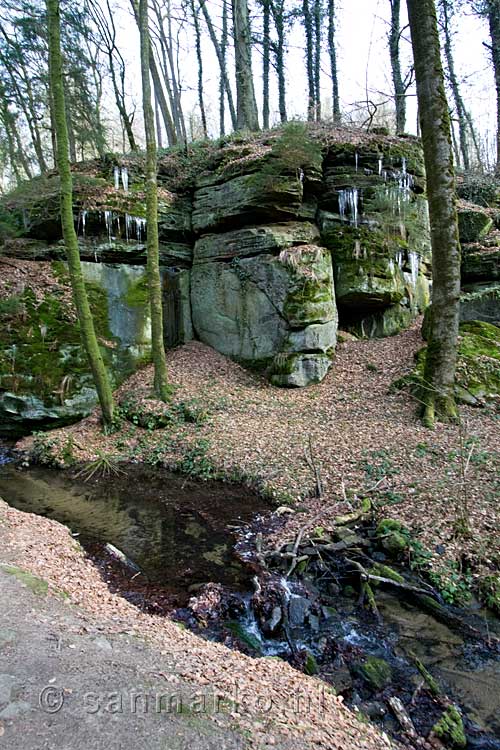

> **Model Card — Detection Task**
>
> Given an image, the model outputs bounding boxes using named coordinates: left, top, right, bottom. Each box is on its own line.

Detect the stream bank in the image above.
left=0, top=452, right=499, bottom=749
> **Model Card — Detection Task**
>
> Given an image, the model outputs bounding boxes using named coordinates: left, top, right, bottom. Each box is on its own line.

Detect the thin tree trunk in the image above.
left=440, top=0, right=469, bottom=169
left=46, top=0, right=114, bottom=427
left=129, top=0, right=177, bottom=146
left=303, top=0, right=315, bottom=121
left=232, top=0, right=260, bottom=130
left=191, top=0, right=208, bottom=137
left=109, top=54, right=138, bottom=150
left=219, top=0, right=228, bottom=134
left=138, top=0, right=171, bottom=402
left=262, top=0, right=271, bottom=129
left=271, top=0, right=287, bottom=122
left=487, top=0, right=500, bottom=172
left=407, top=0, right=461, bottom=427
left=200, top=0, right=237, bottom=129
left=327, top=0, right=340, bottom=122
left=155, top=94, right=163, bottom=148
left=389, top=0, right=406, bottom=133
left=313, top=0, right=322, bottom=121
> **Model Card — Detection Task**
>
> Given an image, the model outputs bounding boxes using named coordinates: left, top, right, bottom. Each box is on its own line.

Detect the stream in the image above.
left=0, top=454, right=499, bottom=748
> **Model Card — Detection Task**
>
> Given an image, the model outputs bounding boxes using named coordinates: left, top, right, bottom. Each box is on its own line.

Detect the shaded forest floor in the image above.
left=16, top=294, right=499, bottom=607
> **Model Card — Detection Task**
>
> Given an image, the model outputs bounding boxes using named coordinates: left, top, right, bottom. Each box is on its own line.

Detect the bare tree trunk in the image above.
left=155, top=95, right=163, bottom=148
left=139, top=0, right=171, bottom=402
left=219, top=0, right=228, bottom=134
left=262, top=0, right=271, bottom=129
left=232, top=0, right=260, bottom=130
left=199, top=0, right=237, bottom=130
left=487, top=0, right=500, bottom=171
left=327, top=0, right=340, bottom=122
left=303, top=0, right=315, bottom=120
left=191, top=0, right=208, bottom=137
left=389, top=0, right=406, bottom=133
left=313, top=0, right=322, bottom=121
left=440, top=0, right=470, bottom=169
left=46, top=0, right=114, bottom=427
left=407, top=0, right=461, bottom=427
left=271, top=0, right=288, bottom=122
left=129, top=0, right=177, bottom=146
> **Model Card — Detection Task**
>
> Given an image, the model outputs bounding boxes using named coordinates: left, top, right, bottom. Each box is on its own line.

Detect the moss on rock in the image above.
left=393, top=319, right=500, bottom=407
left=355, top=656, right=393, bottom=691
left=432, top=705, right=466, bottom=749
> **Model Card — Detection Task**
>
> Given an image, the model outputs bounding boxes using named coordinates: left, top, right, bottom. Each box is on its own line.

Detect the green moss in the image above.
left=355, top=656, right=393, bottom=691
left=123, top=275, right=149, bottom=308
left=304, top=650, right=319, bottom=676
left=393, top=320, right=500, bottom=406
left=432, top=705, right=466, bottom=749
left=368, top=563, right=404, bottom=584
left=457, top=208, right=493, bottom=244
left=376, top=518, right=410, bottom=557
left=1, top=564, right=48, bottom=596
left=225, top=621, right=262, bottom=652
left=478, top=574, right=500, bottom=614
left=411, top=654, right=441, bottom=696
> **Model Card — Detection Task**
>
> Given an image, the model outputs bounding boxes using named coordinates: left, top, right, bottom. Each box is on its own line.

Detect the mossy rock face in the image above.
left=457, top=207, right=493, bottom=244
left=355, top=656, right=393, bottom=691
left=455, top=320, right=500, bottom=405
left=270, top=352, right=332, bottom=387
left=462, top=245, right=500, bottom=283
left=0, top=263, right=154, bottom=436
left=394, top=320, right=500, bottom=407
left=193, top=222, right=320, bottom=264
left=346, top=303, right=414, bottom=339
left=192, top=172, right=305, bottom=234
left=432, top=705, right=466, bottom=749
left=459, top=285, right=500, bottom=328
left=191, top=248, right=337, bottom=385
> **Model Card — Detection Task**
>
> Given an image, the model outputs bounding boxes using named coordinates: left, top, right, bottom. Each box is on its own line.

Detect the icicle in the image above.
left=409, top=251, right=419, bottom=288
left=121, top=167, right=129, bottom=192
left=114, top=166, right=120, bottom=190
left=338, top=188, right=359, bottom=227
left=104, top=210, right=113, bottom=241
left=78, top=210, right=87, bottom=237
left=135, top=217, right=146, bottom=241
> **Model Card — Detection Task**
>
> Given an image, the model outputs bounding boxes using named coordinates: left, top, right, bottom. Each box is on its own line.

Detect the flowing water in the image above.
left=1, top=453, right=499, bottom=746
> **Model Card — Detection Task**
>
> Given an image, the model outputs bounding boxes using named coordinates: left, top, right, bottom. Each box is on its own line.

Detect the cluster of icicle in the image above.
left=114, top=166, right=129, bottom=192
left=390, top=249, right=420, bottom=288
left=339, top=156, right=415, bottom=227
left=77, top=210, right=146, bottom=242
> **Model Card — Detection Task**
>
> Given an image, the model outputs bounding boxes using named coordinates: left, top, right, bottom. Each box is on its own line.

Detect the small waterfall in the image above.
left=114, top=166, right=120, bottom=190
left=121, top=167, right=129, bottom=192
left=378, top=157, right=383, bottom=176
left=355, top=152, right=359, bottom=172
left=338, top=188, right=359, bottom=227
left=395, top=251, right=404, bottom=269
